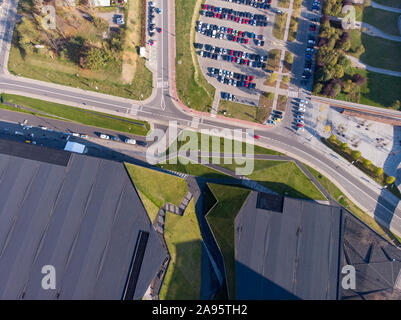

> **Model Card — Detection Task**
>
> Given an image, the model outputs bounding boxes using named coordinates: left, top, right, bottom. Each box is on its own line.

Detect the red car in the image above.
left=245, top=38, right=249, bottom=44
left=297, top=123, right=304, bottom=127
left=254, top=134, right=261, bottom=140
left=234, top=36, right=238, bottom=42
left=250, top=75, right=254, bottom=81
left=239, top=31, right=243, bottom=37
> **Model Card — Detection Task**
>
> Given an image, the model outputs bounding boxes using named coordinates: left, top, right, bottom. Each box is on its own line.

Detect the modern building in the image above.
left=234, top=192, right=401, bottom=300
left=0, top=139, right=167, bottom=300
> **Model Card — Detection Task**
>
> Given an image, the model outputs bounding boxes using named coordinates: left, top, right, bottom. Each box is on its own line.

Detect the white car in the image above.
left=298, top=107, right=306, bottom=112
left=299, top=99, right=308, bottom=104
left=100, top=134, right=110, bottom=140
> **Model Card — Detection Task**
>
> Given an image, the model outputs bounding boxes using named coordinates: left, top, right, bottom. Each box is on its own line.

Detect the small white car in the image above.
left=100, top=134, right=110, bottom=140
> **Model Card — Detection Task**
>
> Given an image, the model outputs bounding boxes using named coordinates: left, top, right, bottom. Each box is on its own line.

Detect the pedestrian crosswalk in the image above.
left=288, top=90, right=298, bottom=98
left=190, top=117, right=200, bottom=129
left=157, top=80, right=169, bottom=88
left=130, top=105, right=140, bottom=115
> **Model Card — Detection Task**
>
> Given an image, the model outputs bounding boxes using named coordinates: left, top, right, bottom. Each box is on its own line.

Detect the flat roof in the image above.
left=235, top=192, right=342, bottom=300
left=235, top=191, right=401, bottom=300
left=0, top=140, right=166, bottom=299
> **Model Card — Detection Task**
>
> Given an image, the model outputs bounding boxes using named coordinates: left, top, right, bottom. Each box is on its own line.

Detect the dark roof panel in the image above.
left=0, top=144, right=166, bottom=300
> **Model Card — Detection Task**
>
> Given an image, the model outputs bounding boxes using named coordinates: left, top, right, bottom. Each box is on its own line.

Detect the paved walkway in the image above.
left=357, top=21, right=401, bottom=42
left=347, top=54, right=401, bottom=77
left=371, top=0, right=401, bottom=14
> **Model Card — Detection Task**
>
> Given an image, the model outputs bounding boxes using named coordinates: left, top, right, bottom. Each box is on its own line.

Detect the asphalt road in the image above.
left=0, top=0, right=401, bottom=235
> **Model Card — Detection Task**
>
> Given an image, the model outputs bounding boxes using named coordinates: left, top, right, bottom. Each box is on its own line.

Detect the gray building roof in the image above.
left=235, top=192, right=401, bottom=300
left=235, top=192, right=341, bottom=300
left=0, top=140, right=166, bottom=299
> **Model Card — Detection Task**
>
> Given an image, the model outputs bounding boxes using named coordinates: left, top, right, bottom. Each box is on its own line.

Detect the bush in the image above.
left=386, top=176, right=396, bottom=185
left=351, top=150, right=361, bottom=161
left=375, top=167, right=384, bottom=176
left=363, top=159, right=371, bottom=168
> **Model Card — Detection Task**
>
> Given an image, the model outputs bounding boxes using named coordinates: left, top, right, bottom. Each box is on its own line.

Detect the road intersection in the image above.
left=0, top=0, right=401, bottom=236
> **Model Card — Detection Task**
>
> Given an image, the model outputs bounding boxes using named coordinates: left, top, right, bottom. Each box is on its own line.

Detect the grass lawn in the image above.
left=157, top=157, right=233, bottom=180
left=293, top=0, right=302, bottom=10
left=349, top=29, right=363, bottom=57
left=372, top=0, right=401, bottom=9
left=9, top=46, right=153, bottom=100
left=356, top=69, right=401, bottom=108
left=125, top=163, right=203, bottom=299
left=125, top=163, right=188, bottom=208
left=175, top=0, right=215, bottom=112
left=1, top=94, right=150, bottom=136
left=283, top=51, right=293, bottom=73
left=273, top=13, right=287, bottom=40
left=362, top=6, right=400, bottom=36
left=9, top=0, right=153, bottom=100
left=258, top=92, right=274, bottom=119
left=206, top=184, right=250, bottom=299
left=160, top=199, right=203, bottom=299
left=355, top=31, right=401, bottom=72
left=306, top=165, right=401, bottom=245
left=219, top=160, right=327, bottom=200
left=267, top=49, right=281, bottom=72
left=218, top=100, right=258, bottom=123
left=277, top=95, right=288, bottom=112
left=288, top=15, right=299, bottom=42
left=167, top=131, right=284, bottom=157
left=277, top=0, right=290, bottom=8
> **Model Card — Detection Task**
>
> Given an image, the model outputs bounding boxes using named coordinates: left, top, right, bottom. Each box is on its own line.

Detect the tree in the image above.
left=351, top=150, right=361, bottom=162
left=32, top=0, right=44, bottom=16
left=268, top=72, right=277, bottom=83
left=265, top=92, right=274, bottom=100
left=282, top=75, right=290, bottom=84
left=363, top=159, right=371, bottom=168
left=386, top=176, right=396, bottom=185
left=285, top=52, right=293, bottom=64
left=352, top=73, right=366, bottom=86
left=390, top=100, right=401, bottom=110
left=375, top=167, right=384, bottom=176
left=83, top=47, right=114, bottom=70
left=333, top=64, right=344, bottom=79
left=353, top=44, right=365, bottom=58
left=329, top=134, right=337, bottom=142
left=341, top=142, right=348, bottom=150
left=313, top=82, right=324, bottom=94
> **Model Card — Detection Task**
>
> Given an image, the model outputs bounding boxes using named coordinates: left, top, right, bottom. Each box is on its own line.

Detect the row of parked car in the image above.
left=196, top=22, right=266, bottom=46
left=208, top=67, right=257, bottom=89
left=266, top=109, right=284, bottom=125
left=292, top=99, right=309, bottom=131
left=196, top=43, right=268, bottom=68
left=221, top=92, right=236, bottom=102
left=148, top=1, right=162, bottom=37
left=200, top=5, right=269, bottom=26
left=219, top=0, right=272, bottom=10
left=311, top=0, right=321, bottom=12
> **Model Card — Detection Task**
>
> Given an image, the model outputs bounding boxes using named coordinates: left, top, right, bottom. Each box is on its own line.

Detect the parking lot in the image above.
left=195, top=0, right=275, bottom=103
